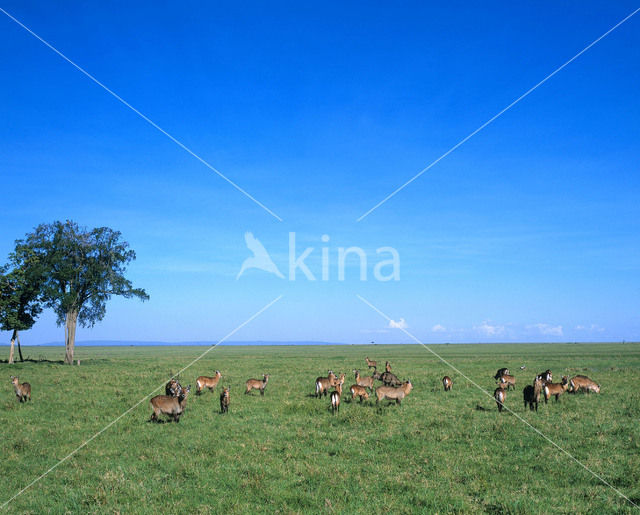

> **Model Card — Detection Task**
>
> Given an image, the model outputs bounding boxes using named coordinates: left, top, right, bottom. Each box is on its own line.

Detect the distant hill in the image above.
left=31, top=340, right=351, bottom=347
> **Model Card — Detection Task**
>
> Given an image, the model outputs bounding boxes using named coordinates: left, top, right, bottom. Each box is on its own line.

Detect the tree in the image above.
left=18, top=220, right=149, bottom=364
left=0, top=247, right=44, bottom=363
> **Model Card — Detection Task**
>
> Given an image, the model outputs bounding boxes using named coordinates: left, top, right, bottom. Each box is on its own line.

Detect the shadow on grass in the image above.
left=0, top=358, right=65, bottom=365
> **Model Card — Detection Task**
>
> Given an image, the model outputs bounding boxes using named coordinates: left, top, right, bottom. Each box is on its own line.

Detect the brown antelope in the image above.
left=494, top=368, right=510, bottom=380
left=381, top=371, right=402, bottom=387
left=543, top=376, right=569, bottom=403
left=315, top=370, right=336, bottom=398
left=330, top=375, right=344, bottom=414
left=498, top=374, right=516, bottom=391
left=523, top=377, right=544, bottom=412
left=569, top=375, right=600, bottom=394
left=442, top=376, right=453, bottom=391
left=220, top=386, right=230, bottom=413
left=536, top=370, right=552, bottom=385
left=372, top=369, right=383, bottom=382
left=349, top=384, right=369, bottom=402
left=245, top=374, right=270, bottom=396
left=365, top=357, right=377, bottom=369
left=150, top=385, right=191, bottom=423
left=10, top=376, right=31, bottom=403
left=385, top=361, right=392, bottom=373
left=196, top=370, right=222, bottom=395
left=353, top=369, right=375, bottom=391
left=165, top=378, right=183, bottom=397
left=375, top=380, right=413, bottom=405
left=494, top=385, right=507, bottom=413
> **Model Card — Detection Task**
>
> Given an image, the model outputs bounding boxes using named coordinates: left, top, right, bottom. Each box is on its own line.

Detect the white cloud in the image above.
left=432, top=324, right=446, bottom=332
left=474, top=321, right=506, bottom=337
left=575, top=324, right=604, bottom=332
left=388, top=318, right=408, bottom=329
left=528, top=323, right=563, bottom=336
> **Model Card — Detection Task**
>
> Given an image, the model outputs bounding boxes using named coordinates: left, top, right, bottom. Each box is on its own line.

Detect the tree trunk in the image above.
left=17, top=330, right=23, bottom=362
left=8, top=329, right=16, bottom=364
left=64, top=310, right=78, bottom=365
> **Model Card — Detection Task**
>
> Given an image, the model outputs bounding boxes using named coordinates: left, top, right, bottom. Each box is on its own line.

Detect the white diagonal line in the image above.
left=356, top=294, right=639, bottom=509
left=357, top=7, right=640, bottom=222
left=0, top=294, right=283, bottom=510
left=0, top=7, right=283, bottom=222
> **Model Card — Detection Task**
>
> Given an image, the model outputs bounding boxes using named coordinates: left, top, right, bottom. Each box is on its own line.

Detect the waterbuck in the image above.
left=498, top=374, right=516, bottom=391
left=375, top=380, right=413, bottom=405
left=330, top=375, right=344, bottom=415
left=349, top=384, right=369, bottom=402
left=569, top=375, right=600, bottom=394
left=543, top=376, right=569, bottom=403
left=494, top=385, right=506, bottom=413
left=380, top=371, right=402, bottom=387
left=246, top=374, right=270, bottom=395
left=165, top=378, right=183, bottom=397
left=523, top=377, right=544, bottom=412
left=10, top=376, right=31, bottom=403
left=365, top=357, right=377, bottom=369
left=220, top=387, right=230, bottom=414
left=196, top=371, right=222, bottom=395
left=442, top=376, right=453, bottom=392
left=353, top=369, right=375, bottom=391
left=494, top=368, right=510, bottom=380
left=150, top=385, right=191, bottom=423
left=315, top=370, right=336, bottom=398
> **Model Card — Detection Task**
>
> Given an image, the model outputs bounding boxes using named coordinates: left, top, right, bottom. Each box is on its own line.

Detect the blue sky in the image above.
left=1, top=2, right=639, bottom=345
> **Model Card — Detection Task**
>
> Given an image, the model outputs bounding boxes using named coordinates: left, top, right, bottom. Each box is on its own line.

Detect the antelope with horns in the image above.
left=10, top=376, right=31, bottom=403
left=543, top=376, right=569, bottom=403
left=523, top=377, right=544, bottom=412
left=349, top=384, right=369, bottom=402
left=569, top=375, right=600, bottom=394
left=245, top=374, right=270, bottom=396
left=375, top=380, right=413, bottom=405
left=494, top=385, right=506, bottom=413
left=498, top=374, right=516, bottom=391
left=365, top=357, right=377, bottom=369
left=330, top=375, right=345, bottom=414
left=353, top=369, right=375, bottom=391
left=315, top=370, right=336, bottom=398
left=150, top=385, right=191, bottom=423
left=196, top=370, right=222, bottom=395
left=220, top=386, right=230, bottom=414
left=442, top=376, right=453, bottom=392
left=536, top=370, right=552, bottom=385
left=494, top=368, right=510, bottom=380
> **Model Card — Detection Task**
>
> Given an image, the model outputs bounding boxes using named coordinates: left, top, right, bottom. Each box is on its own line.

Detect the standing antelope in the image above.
left=165, top=378, right=183, bottom=397
left=442, top=376, right=453, bottom=391
left=353, top=369, right=375, bottom=391
left=150, top=386, right=191, bottom=423
left=536, top=370, right=552, bottom=385
left=10, top=376, right=31, bottom=403
left=330, top=375, right=344, bottom=414
left=543, top=376, right=569, bottom=403
left=385, top=361, right=392, bottom=373
left=523, top=377, right=543, bottom=412
left=498, top=374, right=516, bottom=391
left=569, top=375, right=600, bottom=394
left=380, top=371, right=402, bottom=387
left=494, top=368, right=510, bottom=380
left=245, top=374, right=270, bottom=396
left=375, top=380, right=413, bottom=405
left=349, top=384, right=369, bottom=402
left=315, top=370, right=336, bottom=398
left=365, top=357, right=377, bottom=369
left=196, top=370, right=222, bottom=395
left=494, top=385, right=506, bottom=412
left=220, top=387, right=230, bottom=413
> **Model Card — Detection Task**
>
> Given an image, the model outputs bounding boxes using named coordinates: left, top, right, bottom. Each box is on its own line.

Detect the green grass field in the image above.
left=2, top=343, right=639, bottom=513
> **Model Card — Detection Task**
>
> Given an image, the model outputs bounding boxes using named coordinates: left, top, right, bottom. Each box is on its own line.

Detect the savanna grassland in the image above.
left=2, top=343, right=639, bottom=513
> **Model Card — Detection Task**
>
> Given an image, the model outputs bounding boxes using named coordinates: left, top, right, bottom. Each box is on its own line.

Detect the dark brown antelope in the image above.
left=494, top=385, right=506, bottom=413
left=536, top=370, right=552, bottom=385
left=380, top=371, right=402, bottom=387
left=220, top=387, right=230, bottom=413
left=375, top=380, right=413, bottom=405
left=349, top=384, right=369, bottom=402
left=385, top=361, right=392, bottom=373
left=365, top=357, right=377, bottom=369
left=150, top=385, right=191, bottom=423
left=165, top=378, right=183, bottom=397
left=523, top=377, right=544, bottom=412
left=569, top=375, right=600, bottom=394
left=498, top=374, right=516, bottom=391
left=10, top=376, right=31, bottom=403
left=494, top=368, right=510, bottom=380
left=315, top=370, right=336, bottom=398
left=543, top=376, right=569, bottom=403
left=442, top=376, right=453, bottom=391
left=196, top=371, right=222, bottom=395
left=353, top=369, right=375, bottom=391
left=245, top=374, right=270, bottom=396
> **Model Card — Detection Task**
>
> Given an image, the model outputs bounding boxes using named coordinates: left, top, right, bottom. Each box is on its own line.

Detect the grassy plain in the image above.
left=2, top=343, right=639, bottom=513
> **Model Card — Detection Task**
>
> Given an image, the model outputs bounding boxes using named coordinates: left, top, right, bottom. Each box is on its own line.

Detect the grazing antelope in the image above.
left=196, top=370, right=222, bottom=395
left=315, top=370, right=336, bottom=398
left=543, top=376, right=569, bottom=403
left=494, top=368, right=510, bottom=380
left=385, top=361, right=392, bottom=373
left=442, top=376, right=453, bottom=392
left=150, top=385, right=191, bottom=423
left=10, top=376, right=31, bottom=403
left=220, top=387, right=230, bottom=413
left=523, top=377, right=544, bottom=412
left=349, top=384, right=369, bottom=402
left=375, top=380, right=413, bottom=405
left=536, top=370, right=552, bottom=384
left=372, top=369, right=383, bottom=382
left=494, top=385, right=507, bottom=413
left=165, top=378, right=183, bottom=397
left=498, top=374, right=516, bottom=391
left=245, top=374, right=270, bottom=396
left=381, top=371, right=402, bottom=387
left=330, top=375, right=345, bottom=414
left=365, top=357, right=377, bottom=369
left=569, top=375, right=600, bottom=394
left=353, top=369, right=375, bottom=391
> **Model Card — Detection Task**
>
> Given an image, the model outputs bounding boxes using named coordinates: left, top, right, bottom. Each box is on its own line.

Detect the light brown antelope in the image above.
left=385, top=361, right=392, bottom=373
left=245, top=374, right=270, bottom=396
left=523, top=377, right=543, bottom=412
left=365, top=357, right=377, bottom=369
left=381, top=371, right=402, bottom=387
left=196, top=370, right=222, bottom=395
left=543, top=376, right=569, bottom=403
left=375, top=380, right=413, bottom=405
left=494, top=368, right=510, bottom=380
left=498, top=374, right=516, bottom=391
left=150, top=385, right=191, bottom=423
left=349, top=384, right=369, bottom=402
left=536, top=369, right=552, bottom=385
left=315, top=370, right=336, bottom=398
left=10, top=376, right=31, bottom=403
left=220, top=386, right=230, bottom=413
left=494, top=385, right=506, bottom=412
left=569, top=375, right=600, bottom=394
left=353, top=369, right=375, bottom=391
left=442, top=376, right=453, bottom=391
left=330, top=375, right=344, bottom=414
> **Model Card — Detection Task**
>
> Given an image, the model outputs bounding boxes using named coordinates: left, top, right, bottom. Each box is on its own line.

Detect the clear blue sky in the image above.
left=1, top=2, right=638, bottom=345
